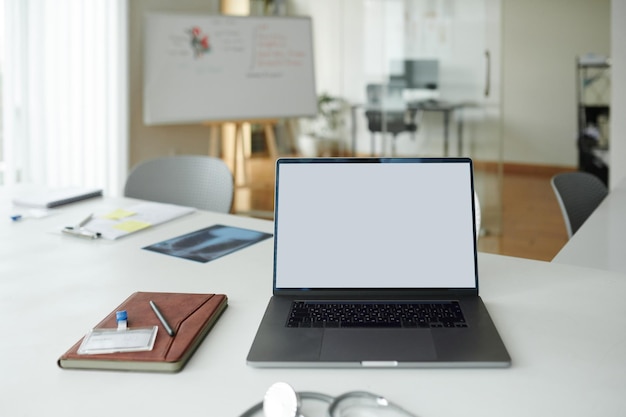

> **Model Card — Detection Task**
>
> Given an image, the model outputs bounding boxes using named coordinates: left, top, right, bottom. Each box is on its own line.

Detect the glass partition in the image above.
left=288, top=0, right=503, bottom=245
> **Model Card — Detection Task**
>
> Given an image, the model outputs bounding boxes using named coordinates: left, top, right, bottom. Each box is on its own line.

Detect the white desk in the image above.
left=552, top=176, right=626, bottom=273
left=2, top=193, right=626, bottom=417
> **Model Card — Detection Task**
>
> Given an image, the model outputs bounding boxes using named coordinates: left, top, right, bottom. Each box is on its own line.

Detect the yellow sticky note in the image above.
left=104, top=208, right=136, bottom=220
left=113, top=220, right=151, bottom=233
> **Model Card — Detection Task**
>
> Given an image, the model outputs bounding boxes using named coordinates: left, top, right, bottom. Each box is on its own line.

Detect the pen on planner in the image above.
left=149, top=300, right=176, bottom=337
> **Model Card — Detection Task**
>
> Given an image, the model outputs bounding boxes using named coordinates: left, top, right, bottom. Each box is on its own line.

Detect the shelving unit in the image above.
left=576, top=54, right=610, bottom=185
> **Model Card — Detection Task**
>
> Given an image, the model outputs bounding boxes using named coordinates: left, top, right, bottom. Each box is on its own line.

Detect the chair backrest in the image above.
left=366, top=83, right=404, bottom=106
left=364, top=84, right=417, bottom=135
left=551, top=171, right=608, bottom=238
left=124, top=155, right=234, bottom=213
left=364, top=110, right=411, bottom=134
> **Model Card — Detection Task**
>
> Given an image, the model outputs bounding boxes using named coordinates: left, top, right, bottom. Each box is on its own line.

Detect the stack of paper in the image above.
left=13, top=187, right=103, bottom=208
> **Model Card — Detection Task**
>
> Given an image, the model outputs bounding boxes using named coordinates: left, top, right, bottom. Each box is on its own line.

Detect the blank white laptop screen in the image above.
left=274, top=160, right=477, bottom=289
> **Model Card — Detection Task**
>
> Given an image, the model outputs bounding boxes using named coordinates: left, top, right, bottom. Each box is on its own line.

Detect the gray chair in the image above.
left=124, top=155, right=234, bottom=213
left=551, top=171, right=608, bottom=238
left=364, top=83, right=418, bottom=156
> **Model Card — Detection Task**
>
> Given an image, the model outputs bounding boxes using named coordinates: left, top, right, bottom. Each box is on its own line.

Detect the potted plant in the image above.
left=298, top=93, right=349, bottom=157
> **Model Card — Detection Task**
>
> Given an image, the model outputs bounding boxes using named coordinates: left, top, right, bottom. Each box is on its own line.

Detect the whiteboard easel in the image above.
left=144, top=14, right=317, bottom=125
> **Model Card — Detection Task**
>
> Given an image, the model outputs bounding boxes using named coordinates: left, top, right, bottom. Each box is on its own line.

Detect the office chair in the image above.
left=364, top=83, right=418, bottom=156
left=551, top=171, right=608, bottom=238
left=124, top=155, right=234, bottom=213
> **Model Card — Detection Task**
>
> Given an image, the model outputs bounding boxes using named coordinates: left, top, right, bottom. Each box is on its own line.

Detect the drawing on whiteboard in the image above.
left=188, top=26, right=210, bottom=58
left=248, top=24, right=306, bottom=78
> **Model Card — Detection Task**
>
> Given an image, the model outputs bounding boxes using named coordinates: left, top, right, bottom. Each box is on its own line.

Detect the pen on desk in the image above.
left=149, top=300, right=176, bottom=337
left=78, top=213, right=93, bottom=228
left=10, top=209, right=50, bottom=222
left=61, top=228, right=102, bottom=239
left=63, top=213, right=99, bottom=238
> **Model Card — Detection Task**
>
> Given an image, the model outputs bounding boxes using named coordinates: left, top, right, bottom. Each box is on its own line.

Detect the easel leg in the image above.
left=209, top=124, right=220, bottom=157
left=234, top=123, right=248, bottom=186
left=264, top=123, right=279, bottom=161
left=284, top=119, right=299, bottom=155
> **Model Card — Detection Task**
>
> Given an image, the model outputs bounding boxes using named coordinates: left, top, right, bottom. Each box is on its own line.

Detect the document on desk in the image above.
left=84, top=202, right=196, bottom=240
left=143, top=224, right=272, bottom=263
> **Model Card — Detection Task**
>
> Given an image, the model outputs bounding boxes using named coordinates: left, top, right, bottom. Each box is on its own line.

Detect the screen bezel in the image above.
left=272, top=157, right=479, bottom=297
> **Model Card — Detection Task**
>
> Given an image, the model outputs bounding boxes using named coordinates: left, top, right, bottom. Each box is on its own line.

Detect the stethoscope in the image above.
left=239, top=382, right=419, bottom=417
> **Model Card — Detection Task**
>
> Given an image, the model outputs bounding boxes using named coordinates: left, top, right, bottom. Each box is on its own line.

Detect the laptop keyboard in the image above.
left=287, top=301, right=467, bottom=328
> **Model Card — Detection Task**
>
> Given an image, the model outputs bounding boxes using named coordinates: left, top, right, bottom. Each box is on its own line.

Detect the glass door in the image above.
left=289, top=0, right=502, bottom=243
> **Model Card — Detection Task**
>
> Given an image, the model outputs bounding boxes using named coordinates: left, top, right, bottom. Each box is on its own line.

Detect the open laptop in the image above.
left=247, top=157, right=510, bottom=368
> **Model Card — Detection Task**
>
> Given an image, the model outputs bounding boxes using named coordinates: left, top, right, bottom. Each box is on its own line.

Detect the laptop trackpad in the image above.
left=320, top=329, right=437, bottom=362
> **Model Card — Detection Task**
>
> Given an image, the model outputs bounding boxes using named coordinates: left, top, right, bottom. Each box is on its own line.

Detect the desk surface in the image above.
left=360, top=99, right=472, bottom=112
left=552, top=176, right=626, bottom=273
left=2, top=192, right=626, bottom=417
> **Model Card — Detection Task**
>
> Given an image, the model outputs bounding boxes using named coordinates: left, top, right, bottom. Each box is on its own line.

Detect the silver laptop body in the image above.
left=247, top=157, right=510, bottom=368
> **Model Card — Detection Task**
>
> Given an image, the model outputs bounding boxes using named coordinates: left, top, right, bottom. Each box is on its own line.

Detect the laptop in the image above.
left=247, top=157, right=510, bottom=368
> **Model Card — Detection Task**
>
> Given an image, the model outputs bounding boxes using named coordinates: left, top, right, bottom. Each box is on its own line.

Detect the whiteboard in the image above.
left=143, top=13, right=317, bottom=125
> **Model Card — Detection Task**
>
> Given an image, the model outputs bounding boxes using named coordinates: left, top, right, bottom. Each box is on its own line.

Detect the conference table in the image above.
left=552, top=175, right=626, bottom=273
left=2, top=190, right=625, bottom=417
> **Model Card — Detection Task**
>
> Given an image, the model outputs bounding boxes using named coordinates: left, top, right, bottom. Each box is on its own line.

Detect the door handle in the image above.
left=485, top=50, right=491, bottom=97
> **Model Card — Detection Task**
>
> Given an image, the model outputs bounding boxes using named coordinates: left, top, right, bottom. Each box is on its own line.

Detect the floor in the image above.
left=233, top=156, right=570, bottom=262
left=477, top=168, right=569, bottom=261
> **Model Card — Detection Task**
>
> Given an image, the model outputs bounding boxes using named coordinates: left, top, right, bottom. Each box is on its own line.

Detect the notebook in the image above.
left=58, top=292, right=227, bottom=372
left=13, top=186, right=103, bottom=208
left=247, top=157, right=511, bottom=368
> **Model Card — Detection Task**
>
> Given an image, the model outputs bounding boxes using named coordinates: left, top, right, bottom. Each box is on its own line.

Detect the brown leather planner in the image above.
left=58, top=292, right=227, bottom=372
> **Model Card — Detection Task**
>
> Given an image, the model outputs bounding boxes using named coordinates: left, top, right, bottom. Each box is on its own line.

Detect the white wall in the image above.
left=610, top=0, right=626, bottom=187
left=501, top=0, right=611, bottom=167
